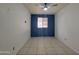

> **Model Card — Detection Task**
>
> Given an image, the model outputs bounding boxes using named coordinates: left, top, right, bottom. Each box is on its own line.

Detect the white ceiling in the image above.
left=24, top=3, right=69, bottom=14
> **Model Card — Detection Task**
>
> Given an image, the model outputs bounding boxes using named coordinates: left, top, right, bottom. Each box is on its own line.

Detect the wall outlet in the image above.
left=13, top=46, right=15, bottom=51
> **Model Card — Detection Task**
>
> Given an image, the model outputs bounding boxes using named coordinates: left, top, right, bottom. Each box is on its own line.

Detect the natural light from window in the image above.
left=37, top=17, right=48, bottom=28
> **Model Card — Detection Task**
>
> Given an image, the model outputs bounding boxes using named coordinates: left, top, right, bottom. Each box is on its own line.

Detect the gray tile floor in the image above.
left=17, top=37, right=77, bottom=55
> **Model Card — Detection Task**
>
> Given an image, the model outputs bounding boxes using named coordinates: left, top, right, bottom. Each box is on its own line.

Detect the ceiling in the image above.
left=24, top=3, right=69, bottom=14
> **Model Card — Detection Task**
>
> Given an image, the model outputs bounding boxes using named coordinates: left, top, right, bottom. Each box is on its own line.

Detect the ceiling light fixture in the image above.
left=43, top=3, right=48, bottom=11
left=39, top=3, right=58, bottom=11
left=43, top=7, right=48, bottom=11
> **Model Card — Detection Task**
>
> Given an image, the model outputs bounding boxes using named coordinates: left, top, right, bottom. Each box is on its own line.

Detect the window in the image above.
left=37, top=17, right=48, bottom=28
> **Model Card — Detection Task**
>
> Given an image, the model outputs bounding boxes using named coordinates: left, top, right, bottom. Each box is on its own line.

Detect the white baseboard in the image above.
left=58, top=38, right=79, bottom=54
left=0, top=51, right=11, bottom=55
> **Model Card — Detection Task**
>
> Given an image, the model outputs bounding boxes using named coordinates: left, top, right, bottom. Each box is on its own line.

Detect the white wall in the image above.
left=55, top=4, right=79, bottom=54
left=0, top=4, right=31, bottom=54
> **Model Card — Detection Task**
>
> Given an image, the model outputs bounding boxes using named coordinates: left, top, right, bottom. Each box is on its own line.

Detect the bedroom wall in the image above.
left=55, top=4, right=79, bottom=54
left=0, top=4, right=31, bottom=54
